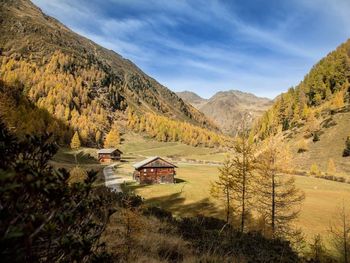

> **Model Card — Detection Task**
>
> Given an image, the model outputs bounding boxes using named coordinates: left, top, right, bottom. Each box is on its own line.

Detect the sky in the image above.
left=32, top=0, right=350, bottom=99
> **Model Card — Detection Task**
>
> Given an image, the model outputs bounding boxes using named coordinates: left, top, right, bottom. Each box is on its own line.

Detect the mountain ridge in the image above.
left=177, top=89, right=273, bottom=134
left=0, top=0, right=220, bottom=146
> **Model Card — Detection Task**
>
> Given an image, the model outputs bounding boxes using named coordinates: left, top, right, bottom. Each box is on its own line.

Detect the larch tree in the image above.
left=210, top=157, right=235, bottom=223
left=104, top=124, right=120, bottom=148
left=70, top=131, right=81, bottom=149
left=329, top=202, right=350, bottom=263
left=231, top=118, right=256, bottom=232
left=70, top=131, right=81, bottom=164
left=255, top=139, right=305, bottom=238
left=327, top=158, right=336, bottom=175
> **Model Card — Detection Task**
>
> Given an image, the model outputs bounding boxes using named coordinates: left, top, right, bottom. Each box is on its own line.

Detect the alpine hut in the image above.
left=133, top=156, right=176, bottom=184
left=97, top=148, right=123, bottom=163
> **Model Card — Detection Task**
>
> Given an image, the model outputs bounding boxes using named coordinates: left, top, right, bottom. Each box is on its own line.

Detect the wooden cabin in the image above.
left=97, top=148, right=122, bottom=163
left=133, top=156, right=177, bottom=184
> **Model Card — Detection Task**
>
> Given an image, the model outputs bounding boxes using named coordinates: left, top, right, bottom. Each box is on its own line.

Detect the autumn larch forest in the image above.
left=0, top=0, right=349, bottom=262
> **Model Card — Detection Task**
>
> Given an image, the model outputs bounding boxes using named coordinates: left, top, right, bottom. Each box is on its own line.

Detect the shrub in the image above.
left=343, top=135, right=350, bottom=157
left=309, top=163, right=321, bottom=176
left=297, top=139, right=309, bottom=153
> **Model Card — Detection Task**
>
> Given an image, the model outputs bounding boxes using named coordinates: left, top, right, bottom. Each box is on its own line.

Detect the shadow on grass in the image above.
left=175, top=178, right=186, bottom=183
left=123, top=181, right=222, bottom=218
left=76, top=151, right=100, bottom=164
left=146, top=192, right=222, bottom=218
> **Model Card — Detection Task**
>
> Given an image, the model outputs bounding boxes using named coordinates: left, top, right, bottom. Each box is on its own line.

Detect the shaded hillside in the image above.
left=0, top=0, right=216, bottom=145
left=178, top=90, right=272, bottom=134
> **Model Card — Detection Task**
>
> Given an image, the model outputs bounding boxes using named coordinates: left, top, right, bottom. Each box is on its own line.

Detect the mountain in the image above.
left=177, top=90, right=272, bottom=134
left=0, top=0, right=216, bottom=144
left=176, top=91, right=208, bottom=109
left=252, top=39, right=350, bottom=175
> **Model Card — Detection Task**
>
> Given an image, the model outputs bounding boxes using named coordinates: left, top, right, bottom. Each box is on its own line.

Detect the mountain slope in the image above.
left=177, top=90, right=272, bottom=134
left=176, top=91, right=208, bottom=109
left=252, top=39, right=350, bottom=175
left=0, top=0, right=216, bottom=143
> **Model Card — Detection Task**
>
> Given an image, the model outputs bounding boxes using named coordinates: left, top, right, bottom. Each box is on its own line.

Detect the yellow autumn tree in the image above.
left=104, top=125, right=120, bottom=148
left=70, top=131, right=81, bottom=149
left=326, top=159, right=336, bottom=175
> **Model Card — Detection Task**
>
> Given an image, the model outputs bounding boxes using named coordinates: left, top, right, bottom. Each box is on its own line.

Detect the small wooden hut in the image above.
left=97, top=148, right=122, bottom=163
left=133, top=156, right=176, bottom=184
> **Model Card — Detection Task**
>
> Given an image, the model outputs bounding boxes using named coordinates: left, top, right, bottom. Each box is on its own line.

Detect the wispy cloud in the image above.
left=32, top=0, right=350, bottom=99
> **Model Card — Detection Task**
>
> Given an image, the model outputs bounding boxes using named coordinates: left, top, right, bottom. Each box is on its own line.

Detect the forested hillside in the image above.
left=253, top=39, right=350, bottom=140
left=0, top=0, right=217, bottom=146
left=252, top=39, right=350, bottom=175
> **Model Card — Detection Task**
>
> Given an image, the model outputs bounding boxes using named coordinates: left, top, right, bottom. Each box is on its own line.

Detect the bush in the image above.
left=176, top=216, right=299, bottom=262
left=309, top=163, right=321, bottom=176
left=297, top=139, right=309, bottom=153
left=343, top=135, right=350, bottom=157
left=0, top=121, right=114, bottom=262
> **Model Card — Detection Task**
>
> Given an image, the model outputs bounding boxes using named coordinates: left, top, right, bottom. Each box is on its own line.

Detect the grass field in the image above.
left=116, top=133, right=350, bottom=243
left=52, top=132, right=350, bottom=243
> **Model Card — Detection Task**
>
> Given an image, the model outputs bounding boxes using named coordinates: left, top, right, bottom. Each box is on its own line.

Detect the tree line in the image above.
left=127, top=110, right=231, bottom=148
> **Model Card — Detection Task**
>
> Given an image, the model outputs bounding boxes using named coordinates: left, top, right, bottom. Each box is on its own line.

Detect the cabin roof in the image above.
left=133, top=156, right=177, bottom=169
left=97, top=148, right=123, bottom=154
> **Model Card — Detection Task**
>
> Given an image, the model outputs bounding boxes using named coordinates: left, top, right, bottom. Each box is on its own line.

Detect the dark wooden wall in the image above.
left=134, top=167, right=175, bottom=184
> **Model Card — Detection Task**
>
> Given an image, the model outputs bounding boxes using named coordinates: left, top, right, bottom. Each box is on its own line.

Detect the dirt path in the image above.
left=103, top=163, right=134, bottom=193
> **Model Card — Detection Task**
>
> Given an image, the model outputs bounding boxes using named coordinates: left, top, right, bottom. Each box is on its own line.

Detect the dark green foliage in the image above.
left=177, top=216, right=300, bottom=262
left=313, top=132, right=320, bottom=142
left=343, top=136, right=350, bottom=157
left=0, top=121, right=115, bottom=262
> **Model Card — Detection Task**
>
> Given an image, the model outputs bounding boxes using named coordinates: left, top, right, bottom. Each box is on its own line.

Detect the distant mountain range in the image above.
left=177, top=90, right=273, bottom=134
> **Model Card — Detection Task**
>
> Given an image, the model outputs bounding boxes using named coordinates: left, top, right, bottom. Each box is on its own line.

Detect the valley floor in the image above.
left=53, top=133, right=350, bottom=245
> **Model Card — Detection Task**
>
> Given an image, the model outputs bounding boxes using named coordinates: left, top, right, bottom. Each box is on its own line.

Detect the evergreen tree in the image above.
left=343, top=134, right=350, bottom=157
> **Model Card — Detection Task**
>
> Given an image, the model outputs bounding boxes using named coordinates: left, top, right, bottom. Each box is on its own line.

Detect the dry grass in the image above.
left=123, top=163, right=350, bottom=243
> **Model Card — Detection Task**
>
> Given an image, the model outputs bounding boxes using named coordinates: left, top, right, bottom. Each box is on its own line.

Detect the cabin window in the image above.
left=144, top=169, right=147, bottom=172
left=151, top=169, right=154, bottom=172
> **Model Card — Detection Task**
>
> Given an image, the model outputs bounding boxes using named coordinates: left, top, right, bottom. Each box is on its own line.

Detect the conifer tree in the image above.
left=343, top=134, right=350, bottom=157
left=210, top=158, right=235, bottom=223
left=329, top=202, right=350, bottom=263
left=104, top=125, right=120, bottom=148
left=231, top=118, right=256, bottom=232
left=327, top=158, right=336, bottom=175
left=70, top=131, right=81, bottom=149
left=256, top=139, right=305, bottom=237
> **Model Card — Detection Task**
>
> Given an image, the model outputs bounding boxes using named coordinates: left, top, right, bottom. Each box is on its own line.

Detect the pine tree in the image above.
left=104, top=125, right=120, bottom=148
left=70, top=131, right=81, bottom=149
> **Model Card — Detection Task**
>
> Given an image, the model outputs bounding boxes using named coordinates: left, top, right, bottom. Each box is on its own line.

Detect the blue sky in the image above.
left=33, top=0, right=350, bottom=99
